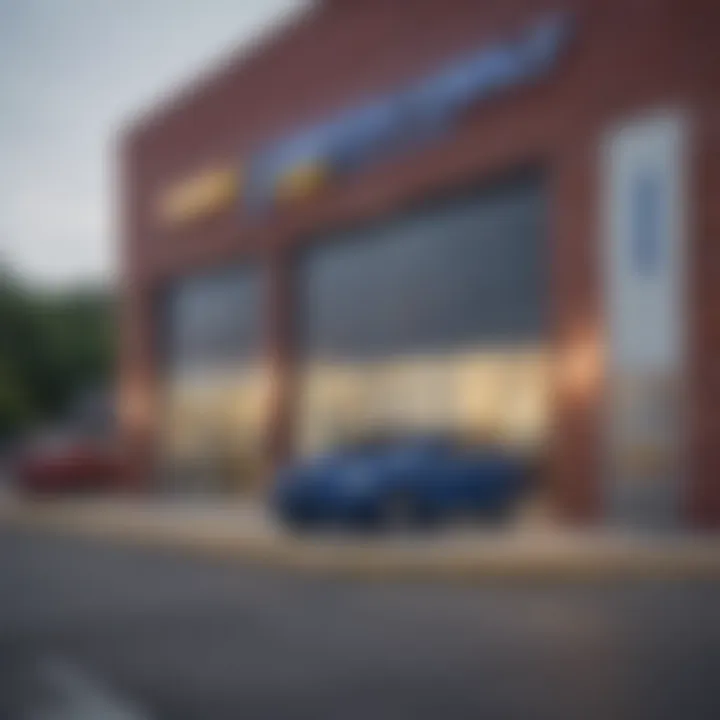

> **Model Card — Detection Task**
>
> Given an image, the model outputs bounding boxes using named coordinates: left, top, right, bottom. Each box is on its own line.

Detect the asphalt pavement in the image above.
left=1, top=527, right=719, bottom=720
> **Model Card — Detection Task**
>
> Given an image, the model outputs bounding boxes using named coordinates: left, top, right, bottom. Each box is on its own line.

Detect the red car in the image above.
left=15, top=431, right=123, bottom=495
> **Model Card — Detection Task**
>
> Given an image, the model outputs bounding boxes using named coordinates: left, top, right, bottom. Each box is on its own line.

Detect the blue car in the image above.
left=272, top=436, right=532, bottom=529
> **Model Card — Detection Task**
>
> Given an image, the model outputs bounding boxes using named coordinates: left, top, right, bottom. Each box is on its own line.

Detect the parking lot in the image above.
left=1, top=525, right=719, bottom=719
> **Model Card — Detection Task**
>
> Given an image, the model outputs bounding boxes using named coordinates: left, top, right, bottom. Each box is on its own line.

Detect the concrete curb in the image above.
left=2, top=500, right=720, bottom=581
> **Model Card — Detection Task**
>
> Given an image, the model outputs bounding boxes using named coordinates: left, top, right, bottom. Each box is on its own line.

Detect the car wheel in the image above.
left=279, top=512, right=315, bottom=535
left=378, top=492, right=422, bottom=531
left=475, top=498, right=515, bottom=527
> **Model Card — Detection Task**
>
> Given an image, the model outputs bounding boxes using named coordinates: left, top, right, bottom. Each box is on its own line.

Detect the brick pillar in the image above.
left=548, top=135, right=604, bottom=524
left=118, top=282, right=159, bottom=493
left=686, top=101, right=720, bottom=527
left=265, top=246, right=296, bottom=472
left=117, top=140, right=160, bottom=494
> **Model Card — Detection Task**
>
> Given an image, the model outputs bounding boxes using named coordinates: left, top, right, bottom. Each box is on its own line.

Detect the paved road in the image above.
left=1, top=527, right=719, bottom=720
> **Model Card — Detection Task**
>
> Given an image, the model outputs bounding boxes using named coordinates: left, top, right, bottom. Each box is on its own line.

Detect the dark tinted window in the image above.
left=299, top=172, right=546, bottom=360
left=164, top=265, right=263, bottom=371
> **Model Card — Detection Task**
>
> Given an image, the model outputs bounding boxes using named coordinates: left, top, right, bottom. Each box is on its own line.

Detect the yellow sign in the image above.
left=158, top=167, right=239, bottom=227
left=276, top=160, right=329, bottom=203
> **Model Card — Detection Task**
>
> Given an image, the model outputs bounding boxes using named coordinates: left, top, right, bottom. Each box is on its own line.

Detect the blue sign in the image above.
left=246, top=13, right=573, bottom=207
left=631, top=170, right=664, bottom=278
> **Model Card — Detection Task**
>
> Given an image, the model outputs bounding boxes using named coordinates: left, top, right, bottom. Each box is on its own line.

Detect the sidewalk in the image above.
left=2, top=494, right=720, bottom=580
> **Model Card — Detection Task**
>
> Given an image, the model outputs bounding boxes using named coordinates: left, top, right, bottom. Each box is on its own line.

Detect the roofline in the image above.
left=119, top=0, right=319, bottom=150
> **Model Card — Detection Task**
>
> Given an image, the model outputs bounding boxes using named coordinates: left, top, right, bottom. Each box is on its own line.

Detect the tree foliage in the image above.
left=0, top=264, right=114, bottom=443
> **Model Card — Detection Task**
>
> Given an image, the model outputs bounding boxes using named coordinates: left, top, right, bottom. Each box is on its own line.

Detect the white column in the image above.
left=601, top=110, right=689, bottom=527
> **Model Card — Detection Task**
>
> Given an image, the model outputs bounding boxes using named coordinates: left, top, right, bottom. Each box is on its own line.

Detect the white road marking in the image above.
left=27, top=656, right=151, bottom=720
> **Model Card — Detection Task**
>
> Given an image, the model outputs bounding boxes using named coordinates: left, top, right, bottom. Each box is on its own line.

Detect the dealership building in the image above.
left=120, top=0, right=720, bottom=526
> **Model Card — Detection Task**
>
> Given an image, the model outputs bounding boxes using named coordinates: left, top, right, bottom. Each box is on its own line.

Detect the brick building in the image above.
left=120, top=0, right=720, bottom=526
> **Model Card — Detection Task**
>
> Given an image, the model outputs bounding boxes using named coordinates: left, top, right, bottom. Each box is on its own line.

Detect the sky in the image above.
left=0, top=0, right=306, bottom=288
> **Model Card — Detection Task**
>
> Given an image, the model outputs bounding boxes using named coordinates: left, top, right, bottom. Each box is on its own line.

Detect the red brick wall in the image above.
left=683, top=0, right=720, bottom=527
left=120, top=0, right=720, bottom=524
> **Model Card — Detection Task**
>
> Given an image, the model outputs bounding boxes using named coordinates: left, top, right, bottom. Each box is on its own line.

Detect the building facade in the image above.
left=120, top=0, right=720, bottom=526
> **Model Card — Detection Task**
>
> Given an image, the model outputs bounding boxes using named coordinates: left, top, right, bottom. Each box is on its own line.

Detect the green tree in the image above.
left=0, top=263, right=115, bottom=443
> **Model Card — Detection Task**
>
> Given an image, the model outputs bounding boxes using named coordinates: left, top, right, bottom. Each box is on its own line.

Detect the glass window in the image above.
left=299, top=172, right=547, bottom=360
left=163, top=265, right=263, bottom=371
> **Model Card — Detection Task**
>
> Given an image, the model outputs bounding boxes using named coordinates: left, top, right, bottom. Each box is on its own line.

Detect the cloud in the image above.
left=0, top=0, right=305, bottom=287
